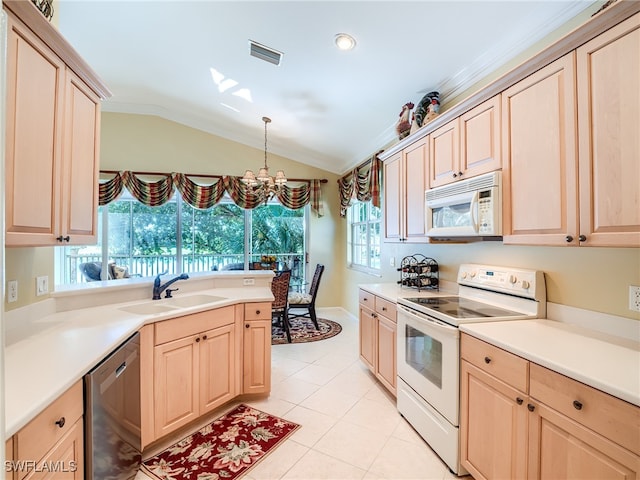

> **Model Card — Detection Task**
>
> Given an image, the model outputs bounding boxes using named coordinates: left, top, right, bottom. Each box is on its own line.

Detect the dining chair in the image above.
left=271, top=270, right=293, bottom=342
left=288, top=264, right=324, bottom=330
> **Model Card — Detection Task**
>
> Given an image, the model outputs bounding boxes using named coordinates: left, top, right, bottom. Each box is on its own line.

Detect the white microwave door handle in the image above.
left=470, top=191, right=479, bottom=231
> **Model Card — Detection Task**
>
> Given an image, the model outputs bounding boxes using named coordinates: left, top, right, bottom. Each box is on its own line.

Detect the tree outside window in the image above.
left=56, top=192, right=307, bottom=285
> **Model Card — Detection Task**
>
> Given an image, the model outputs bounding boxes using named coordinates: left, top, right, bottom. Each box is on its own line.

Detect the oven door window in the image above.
left=405, top=325, right=443, bottom=389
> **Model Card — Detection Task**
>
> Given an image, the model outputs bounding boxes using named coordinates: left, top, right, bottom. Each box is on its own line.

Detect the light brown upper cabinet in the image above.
left=576, top=12, right=640, bottom=247
left=4, top=6, right=106, bottom=247
left=502, top=53, right=579, bottom=246
left=383, top=137, right=429, bottom=243
left=504, top=12, right=639, bottom=247
left=429, top=118, right=460, bottom=188
left=429, top=95, right=501, bottom=189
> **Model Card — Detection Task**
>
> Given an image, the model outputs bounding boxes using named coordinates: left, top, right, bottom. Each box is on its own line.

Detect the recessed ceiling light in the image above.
left=335, top=33, right=356, bottom=51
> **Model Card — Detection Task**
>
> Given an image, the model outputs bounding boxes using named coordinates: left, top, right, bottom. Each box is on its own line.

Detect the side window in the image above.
left=347, top=200, right=381, bottom=273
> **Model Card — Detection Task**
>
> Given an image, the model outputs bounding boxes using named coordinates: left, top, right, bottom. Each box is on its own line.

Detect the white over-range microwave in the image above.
left=425, top=171, right=502, bottom=238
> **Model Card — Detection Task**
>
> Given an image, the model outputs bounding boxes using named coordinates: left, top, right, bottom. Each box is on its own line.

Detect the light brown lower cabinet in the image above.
left=358, top=289, right=397, bottom=395
left=460, top=333, right=640, bottom=480
left=242, top=302, right=272, bottom=395
left=141, top=302, right=272, bottom=447
left=9, top=381, right=84, bottom=480
left=152, top=306, right=237, bottom=440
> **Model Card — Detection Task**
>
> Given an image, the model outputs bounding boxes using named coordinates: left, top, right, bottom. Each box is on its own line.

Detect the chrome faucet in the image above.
left=152, top=273, right=189, bottom=300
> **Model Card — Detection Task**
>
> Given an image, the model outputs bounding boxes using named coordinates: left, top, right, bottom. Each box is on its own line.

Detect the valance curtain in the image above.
left=338, top=152, right=382, bottom=217
left=99, top=171, right=324, bottom=216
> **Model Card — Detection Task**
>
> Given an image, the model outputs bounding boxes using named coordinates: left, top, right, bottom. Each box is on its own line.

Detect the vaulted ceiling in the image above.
left=57, top=1, right=598, bottom=174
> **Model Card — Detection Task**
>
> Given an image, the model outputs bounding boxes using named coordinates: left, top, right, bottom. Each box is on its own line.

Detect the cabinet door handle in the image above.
left=55, top=417, right=66, bottom=428
left=245, top=323, right=250, bottom=329
left=458, top=171, right=463, bottom=177
left=202, top=335, right=207, bottom=340
left=256, top=310, right=261, bottom=315
left=382, top=307, right=387, bottom=311
left=573, top=400, right=583, bottom=410
left=484, top=356, right=491, bottom=364
left=195, top=337, right=200, bottom=343
left=516, top=397, right=524, bottom=405
left=452, top=173, right=458, bottom=178
left=527, top=404, right=535, bottom=412
left=56, top=235, right=70, bottom=242
left=565, top=235, right=573, bottom=243
left=578, top=235, right=586, bottom=242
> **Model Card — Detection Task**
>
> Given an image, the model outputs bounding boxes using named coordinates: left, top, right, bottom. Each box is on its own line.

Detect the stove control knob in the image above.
left=469, top=271, right=477, bottom=278
left=460, top=272, right=468, bottom=279
left=509, top=275, right=517, bottom=284
left=521, top=280, right=530, bottom=289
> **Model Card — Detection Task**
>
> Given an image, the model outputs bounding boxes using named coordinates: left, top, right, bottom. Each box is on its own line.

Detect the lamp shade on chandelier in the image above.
left=242, top=117, right=286, bottom=197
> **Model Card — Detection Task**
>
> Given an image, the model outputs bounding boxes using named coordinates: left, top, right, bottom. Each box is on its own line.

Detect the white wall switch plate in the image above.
left=8, top=280, right=18, bottom=303
left=629, top=285, right=640, bottom=312
left=390, top=257, right=395, bottom=267
left=243, top=277, right=255, bottom=286
left=36, top=275, right=49, bottom=296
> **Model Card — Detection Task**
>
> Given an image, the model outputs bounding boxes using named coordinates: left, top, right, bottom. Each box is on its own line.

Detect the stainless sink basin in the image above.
left=119, top=303, right=179, bottom=315
left=164, top=294, right=227, bottom=308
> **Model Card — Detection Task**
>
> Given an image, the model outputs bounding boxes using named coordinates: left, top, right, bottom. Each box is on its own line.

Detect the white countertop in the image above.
left=460, top=319, right=640, bottom=407
left=358, top=282, right=453, bottom=303
left=4, top=285, right=273, bottom=437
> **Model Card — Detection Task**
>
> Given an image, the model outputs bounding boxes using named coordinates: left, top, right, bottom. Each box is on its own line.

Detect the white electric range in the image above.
left=396, top=263, right=546, bottom=475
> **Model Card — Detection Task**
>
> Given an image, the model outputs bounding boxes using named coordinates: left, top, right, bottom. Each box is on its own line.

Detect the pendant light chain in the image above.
left=263, top=116, right=270, bottom=169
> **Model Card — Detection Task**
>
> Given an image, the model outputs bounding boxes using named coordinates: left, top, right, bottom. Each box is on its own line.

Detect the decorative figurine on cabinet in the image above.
left=395, top=102, right=414, bottom=140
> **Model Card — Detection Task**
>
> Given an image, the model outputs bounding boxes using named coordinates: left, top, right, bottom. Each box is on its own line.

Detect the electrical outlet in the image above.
left=8, top=280, right=18, bottom=303
left=629, top=285, right=640, bottom=313
left=36, top=276, right=49, bottom=296
left=243, top=277, right=255, bottom=286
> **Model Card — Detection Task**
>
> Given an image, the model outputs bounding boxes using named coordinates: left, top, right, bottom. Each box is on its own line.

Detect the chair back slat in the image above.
left=308, top=264, right=325, bottom=299
left=271, top=270, right=291, bottom=310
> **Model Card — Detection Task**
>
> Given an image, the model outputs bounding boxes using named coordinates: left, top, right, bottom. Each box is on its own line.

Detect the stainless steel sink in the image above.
left=119, top=303, right=179, bottom=315
left=164, top=294, right=227, bottom=308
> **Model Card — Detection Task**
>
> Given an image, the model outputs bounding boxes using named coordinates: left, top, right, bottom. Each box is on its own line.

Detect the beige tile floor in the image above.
left=137, top=308, right=462, bottom=480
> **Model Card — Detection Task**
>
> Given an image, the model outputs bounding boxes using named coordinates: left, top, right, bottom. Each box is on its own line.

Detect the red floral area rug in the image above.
left=140, top=404, right=300, bottom=480
left=272, top=317, right=342, bottom=345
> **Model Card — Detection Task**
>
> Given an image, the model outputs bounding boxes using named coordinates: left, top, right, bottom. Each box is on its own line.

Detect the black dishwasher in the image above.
left=84, top=331, right=141, bottom=479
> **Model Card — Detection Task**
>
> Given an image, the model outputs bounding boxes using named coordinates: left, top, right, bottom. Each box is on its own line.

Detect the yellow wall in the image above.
left=3, top=112, right=342, bottom=311
left=5, top=111, right=639, bottom=322
left=4, top=248, right=54, bottom=310
left=344, top=241, right=640, bottom=322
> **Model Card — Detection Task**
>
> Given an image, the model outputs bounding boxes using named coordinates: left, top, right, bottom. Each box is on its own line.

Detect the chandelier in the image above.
left=241, top=116, right=286, bottom=199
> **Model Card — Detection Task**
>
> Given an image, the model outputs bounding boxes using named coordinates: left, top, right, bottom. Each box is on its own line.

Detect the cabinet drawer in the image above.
left=375, top=297, right=397, bottom=323
left=530, top=363, right=640, bottom=454
left=461, top=333, right=529, bottom=392
left=16, top=380, right=83, bottom=466
left=245, top=302, right=272, bottom=320
left=358, top=289, right=374, bottom=308
left=155, top=306, right=234, bottom=345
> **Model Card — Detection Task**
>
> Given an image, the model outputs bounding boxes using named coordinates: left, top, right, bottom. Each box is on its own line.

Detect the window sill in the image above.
left=348, top=264, right=382, bottom=277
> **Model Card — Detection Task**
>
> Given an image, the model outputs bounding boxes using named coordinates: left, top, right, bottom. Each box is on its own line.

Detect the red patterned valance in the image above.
left=338, top=152, right=382, bottom=217
left=99, top=171, right=325, bottom=216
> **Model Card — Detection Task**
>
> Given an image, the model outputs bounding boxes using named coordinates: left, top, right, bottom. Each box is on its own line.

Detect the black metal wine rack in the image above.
left=397, top=254, right=439, bottom=291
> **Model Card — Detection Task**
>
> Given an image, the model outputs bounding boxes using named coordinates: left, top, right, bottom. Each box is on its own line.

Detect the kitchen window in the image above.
left=55, top=191, right=308, bottom=285
left=347, top=200, right=381, bottom=273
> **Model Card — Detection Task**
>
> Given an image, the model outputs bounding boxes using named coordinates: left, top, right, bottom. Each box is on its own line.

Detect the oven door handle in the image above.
left=397, top=304, right=459, bottom=335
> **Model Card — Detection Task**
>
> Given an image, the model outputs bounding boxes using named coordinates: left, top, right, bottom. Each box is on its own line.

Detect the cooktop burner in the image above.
left=402, top=296, right=525, bottom=320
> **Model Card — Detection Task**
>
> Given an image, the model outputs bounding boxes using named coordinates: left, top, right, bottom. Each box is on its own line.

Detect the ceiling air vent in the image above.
left=249, top=40, right=283, bottom=66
